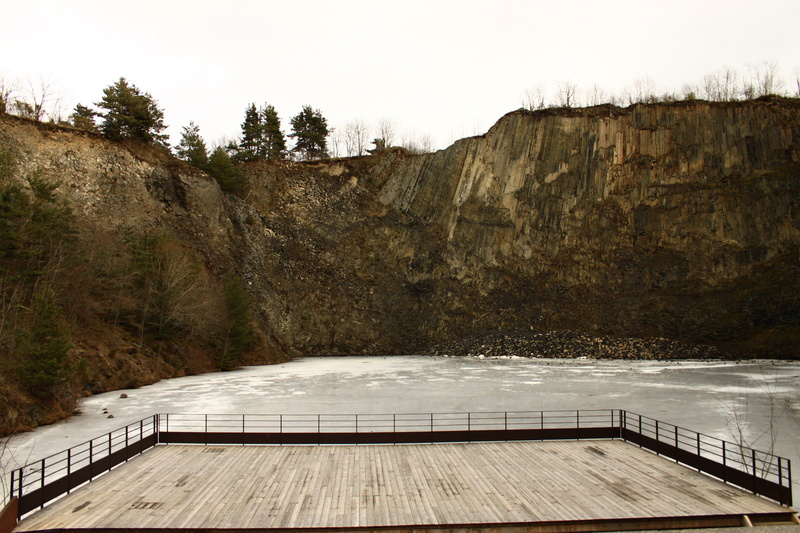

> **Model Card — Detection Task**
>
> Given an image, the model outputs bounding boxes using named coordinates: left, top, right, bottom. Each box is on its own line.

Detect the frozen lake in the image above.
left=2, top=356, right=799, bottom=499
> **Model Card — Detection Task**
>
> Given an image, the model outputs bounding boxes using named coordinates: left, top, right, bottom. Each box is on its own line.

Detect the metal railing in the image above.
left=158, top=409, right=617, bottom=434
left=2, top=409, right=793, bottom=521
left=620, top=411, right=792, bottom=506
left=3, top=415, right=158, bottom=517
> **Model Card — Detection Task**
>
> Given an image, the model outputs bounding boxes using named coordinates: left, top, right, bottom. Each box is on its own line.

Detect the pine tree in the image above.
left=237, top=103, right=262, bottom=161
left=260, top=104, right=286, bottom=160
left=95, top=77, right=168, bottom=146
left=175, top=121, right=209, bottom=168
left=69, top=104, right=99, bottom=133
left=217, top=277, right=256, bottom=371
left=207, top=147, right=248, bottom=195
left=290, top=105, right=329, bottom=160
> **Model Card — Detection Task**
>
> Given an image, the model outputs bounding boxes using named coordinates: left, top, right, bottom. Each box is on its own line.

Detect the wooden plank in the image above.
left=13, top=440, right=788, bottom=532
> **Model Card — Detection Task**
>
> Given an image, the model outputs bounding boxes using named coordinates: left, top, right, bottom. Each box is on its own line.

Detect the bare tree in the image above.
left=702, top=68, right=740, bottom=101
left=522, top=84, right=547, bottom=110
left=344, top=120, right=370, bottom=157
left=586, top=84, right=607, bottom=106
left=0, top=75, right=18, bottom=114
left=555, top=80, right=578, bottom=108
left=418, top=134, right=435, bottom=153
left=328, top=127, right=344, bottom=158
left=748, top=60, right=785, bottom=97
left=400, top=132, right=435, bottom=154
left=680, top=82, right=698, bottom=100
left=375, top=118, right=397, bottom=148
left=629, top=76, right=657, bottom=104
left=794, top=66, right=800, bottom=97
left=23, top=76, right=60, bottom=121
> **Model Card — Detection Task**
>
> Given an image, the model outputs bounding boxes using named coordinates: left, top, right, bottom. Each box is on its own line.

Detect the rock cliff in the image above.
left=1, top=97, right=798, bottom=416
left=239, top=97, right=800, bottom=359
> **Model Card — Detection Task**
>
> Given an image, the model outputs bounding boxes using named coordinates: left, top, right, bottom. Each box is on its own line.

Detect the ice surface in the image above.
left=2, top=356, right=798, bottom=498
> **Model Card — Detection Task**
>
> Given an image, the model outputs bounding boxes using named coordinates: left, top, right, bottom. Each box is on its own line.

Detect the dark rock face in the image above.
left=239, top=99, right=799, bottom=358
left=2, top=98, right=800, bottom=363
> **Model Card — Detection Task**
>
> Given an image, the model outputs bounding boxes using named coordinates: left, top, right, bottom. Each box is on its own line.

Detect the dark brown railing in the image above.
left=1, top=409, right=793, bottom=523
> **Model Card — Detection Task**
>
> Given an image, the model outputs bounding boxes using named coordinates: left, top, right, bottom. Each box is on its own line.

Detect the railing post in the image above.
left=504, top=412, right=508, bottom=431
left=467, top=413, right=471, bottom=432
left=778, top=457, right=782, bottom=488
left=125, top=426, right=129, bottom=461
left=40, top=458, right=45, bottom=509
left=317, top=415, right=321, bottom=434
left=11, top=470, right=16, bottom=510
left=656, top=420, right=660, bottom=455
left=752, top=449, right=757, bottom=477
left=430, top=413, right=433, bottom=432
left=540, top=411, right=544, bottom=430
left=108, top=432, right=112, bottom=470
left=355, top=414, right=358, bottom=434
left=17, top=468, right=22, bottom=502
left=67, top=448, right=71, bottom=494
left=89, top=440, right=93, bottom=480
left=722, top=441, right=726, bottom=467
left=393, top=414, right=396, bottom=433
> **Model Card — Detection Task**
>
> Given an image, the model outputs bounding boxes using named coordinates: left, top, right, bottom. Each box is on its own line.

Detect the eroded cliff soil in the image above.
left=0, top=97, right=798, bottom=433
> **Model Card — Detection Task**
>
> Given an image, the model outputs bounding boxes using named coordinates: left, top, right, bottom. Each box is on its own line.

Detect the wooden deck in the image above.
left=13, top=440, right=788, bottom=531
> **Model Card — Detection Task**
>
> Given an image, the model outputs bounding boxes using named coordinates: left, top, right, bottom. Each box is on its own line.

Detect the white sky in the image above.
left=2, top=0, right=799, bottom=151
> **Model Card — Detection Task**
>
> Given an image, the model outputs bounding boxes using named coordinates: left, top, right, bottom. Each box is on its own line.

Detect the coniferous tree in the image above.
left=260, top=104, right=286, bottom=160
left=290, top=105, right=329, bottom=160
left=69, top=104, right=99, bottom=132
left=237, top=103, right=262, bottom=161
left=175, top=121, right=209, bottom=168
left=207, top=147, right=248, bottom=195
left=95, top=77, right=168, bottom=146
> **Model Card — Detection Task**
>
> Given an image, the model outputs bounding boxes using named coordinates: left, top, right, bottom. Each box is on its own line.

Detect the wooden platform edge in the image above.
left=0, top=498, right=17, bottom=533
left=27, top=512, right=798, bottom=533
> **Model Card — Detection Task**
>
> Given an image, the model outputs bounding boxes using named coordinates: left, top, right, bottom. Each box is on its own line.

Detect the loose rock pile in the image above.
left=425, top=330, right=726, bottom=360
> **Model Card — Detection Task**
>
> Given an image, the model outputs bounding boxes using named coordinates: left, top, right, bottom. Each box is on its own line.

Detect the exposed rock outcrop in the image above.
left=1, top=96, right=799, bottom=394
left=240, top=97, right=800, bottom=359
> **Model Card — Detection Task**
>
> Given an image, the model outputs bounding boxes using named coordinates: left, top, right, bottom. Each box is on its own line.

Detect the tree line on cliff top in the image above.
left=1, top=61, right=799, bottom=192
left=523, top=61, right=798, bottom=110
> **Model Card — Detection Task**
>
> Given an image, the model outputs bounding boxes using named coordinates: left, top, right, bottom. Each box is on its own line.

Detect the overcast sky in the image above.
left=2, top=1, right=799, bottom=151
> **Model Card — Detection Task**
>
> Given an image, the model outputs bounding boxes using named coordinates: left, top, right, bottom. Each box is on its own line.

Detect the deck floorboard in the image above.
left=13, top=440, right=786, bottom=531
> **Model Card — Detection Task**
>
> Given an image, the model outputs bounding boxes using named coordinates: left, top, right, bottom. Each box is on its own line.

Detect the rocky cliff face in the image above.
left=237, top=98, right=800, bottom=358
left=2, top=97, right=799, bottom=391
left=361, top=98, right=800, bottom=356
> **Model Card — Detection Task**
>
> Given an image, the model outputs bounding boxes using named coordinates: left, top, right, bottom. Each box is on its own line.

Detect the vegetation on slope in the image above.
left=0, top=142, right=274, bottom=437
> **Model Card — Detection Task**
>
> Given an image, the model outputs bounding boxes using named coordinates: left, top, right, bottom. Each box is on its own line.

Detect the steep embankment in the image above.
left=0, top=116, right=287, bottom=435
